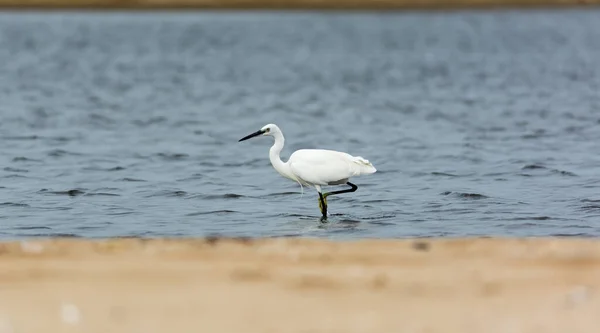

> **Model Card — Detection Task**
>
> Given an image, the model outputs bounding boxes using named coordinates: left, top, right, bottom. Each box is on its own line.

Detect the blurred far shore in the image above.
left=0, top=0, right=598, bottom=10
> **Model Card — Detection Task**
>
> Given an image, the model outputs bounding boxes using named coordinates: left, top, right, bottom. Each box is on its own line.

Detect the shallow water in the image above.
left=1, top=9, right=600, bottom=240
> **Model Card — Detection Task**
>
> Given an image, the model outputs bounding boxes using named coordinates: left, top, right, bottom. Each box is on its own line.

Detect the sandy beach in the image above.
left=0, top=237, right=599, bottom=332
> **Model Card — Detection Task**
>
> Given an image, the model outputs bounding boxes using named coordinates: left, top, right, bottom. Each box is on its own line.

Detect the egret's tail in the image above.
left=353, top=156, right=377, bottom=175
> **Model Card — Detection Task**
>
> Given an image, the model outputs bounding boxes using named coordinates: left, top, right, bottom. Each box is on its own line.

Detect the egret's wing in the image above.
left=288, top=149, right=370, bottom=186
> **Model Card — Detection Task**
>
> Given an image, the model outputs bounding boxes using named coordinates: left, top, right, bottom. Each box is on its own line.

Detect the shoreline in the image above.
left=1, top=237, right=599, bottom=332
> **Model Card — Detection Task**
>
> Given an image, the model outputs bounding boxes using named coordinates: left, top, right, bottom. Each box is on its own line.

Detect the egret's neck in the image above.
left=269, top=131, right=293, bottom=180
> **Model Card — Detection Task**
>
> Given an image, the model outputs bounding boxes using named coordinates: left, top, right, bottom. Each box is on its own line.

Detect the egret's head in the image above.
left=238, top=123, right=279, bottom=142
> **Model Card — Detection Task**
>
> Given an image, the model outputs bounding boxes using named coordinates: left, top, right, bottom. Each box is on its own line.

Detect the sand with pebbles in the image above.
left=1, top=237, right=599, bottom=333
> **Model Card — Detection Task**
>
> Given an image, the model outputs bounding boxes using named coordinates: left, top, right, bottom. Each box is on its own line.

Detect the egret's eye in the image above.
left=264, top=128, right=270, bottom=132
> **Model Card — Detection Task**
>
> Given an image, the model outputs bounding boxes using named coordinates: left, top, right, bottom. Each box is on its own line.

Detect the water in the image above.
left=1, top=9, right=600, bottom=240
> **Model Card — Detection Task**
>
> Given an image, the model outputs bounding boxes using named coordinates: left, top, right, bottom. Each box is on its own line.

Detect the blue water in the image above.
left=1, top=9, right=600, bottom=240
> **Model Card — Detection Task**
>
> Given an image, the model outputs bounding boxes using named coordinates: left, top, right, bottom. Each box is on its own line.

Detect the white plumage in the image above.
left=288, top=149, right=376, bottom=186
left=238, top=123, right=376, bottom=218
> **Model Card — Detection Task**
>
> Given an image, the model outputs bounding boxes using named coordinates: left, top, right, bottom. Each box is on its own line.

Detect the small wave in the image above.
left=361, top=213, right=399, bottom=220
left=3, top=167, right=28, bottom=173
left=482, top=172, right=512, bottom=177
left=280, top=213, right=311, bottom=218
left=144, top=190, right=188, bottom=198
left=176, top=174, right=204, bottom=181
left=368, top=221, right=396, bottom=226
left=121, top=177, right=146, bottom=182
left=2, top=174, right=27, bottom=179
left=198, top=193, right=244, bottom=200
left=173, top=119, right=204, bottom=128
left=186, top=210, right=237, bottom=216
left=563, top=224, right=593, bottom=229
left=0, top=202, right=30, bottom=207
left=269, top=233, right=304, bottom=238
left=32, top=206, right=72, bottom=211
left=510, top=216, right=551, bottom=221
left=89, top=113, right=116, bottom=126
left=155, top=153, right=189, bottom=161
left=197, top=161, right=218, bottom=167
left=521, top=165, right=577, bottom=177
left=522, top=164, right=546, bottom=170
left=262, top=191, right=299, bottom=197
left=38, top=189, right=86, bottom=196
left=12, top=226, right=51, bottom=230
left=223, top=158, right=264, bottom=167
left=505, top=222, right=539, bottom=229
left=2, top=135, right=39, bottom=140
left=552, top=169, right=577, bottom=176
left=441, top=191, right=489, bottom=199
left=336, top=218, right=361, bottom=225
left=581, top=205, right=600, bottom=212
left=49, top=136, right=74, bottom=142
left=12, top=157, right=42, bottom=163
left=82, top=166, right=126, bottom=172
left=132, top=154, right=153, bottom=161
left=431, top=172, right=459, bottom=177
left=84, top=192, right=120, bottom=197
left=427, top=207, right=474, bottom=214
left=3, top=135, right=75, bottom=142
left=23, top=233, right=81, bottom=238
left=47, top=149, right=83, bottom=157
left=581, top=199, right=600, bottom=203
left=106, top=211, right=135, bottom=216
left=521, top=129, right=547, bottom=139
left=132, top=116, right=167, bottom=127
left=551, top=233, right=593, bottom=237
left=361, top=199, right=389, bottom=203
left=73, top=225, right=107, bottom=230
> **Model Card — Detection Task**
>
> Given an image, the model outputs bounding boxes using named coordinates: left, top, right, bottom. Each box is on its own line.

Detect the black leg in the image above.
left=318, top=182, right=358, bottom=220
left=318, top=191, right=328, bottom=218
left=325, top=182, right=358, bottom=197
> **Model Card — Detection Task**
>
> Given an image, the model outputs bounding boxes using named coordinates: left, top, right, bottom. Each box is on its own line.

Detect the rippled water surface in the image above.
left=1, top=9, right=600, bottom=240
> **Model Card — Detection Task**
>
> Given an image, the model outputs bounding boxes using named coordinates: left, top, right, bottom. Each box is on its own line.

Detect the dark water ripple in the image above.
left=1, top=10, right=600, bottom=240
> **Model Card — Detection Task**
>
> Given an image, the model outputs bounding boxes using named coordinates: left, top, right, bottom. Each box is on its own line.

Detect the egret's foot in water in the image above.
left=318, top=183, right=358, bottom=220
left=318, top=192, right=329, bottom=219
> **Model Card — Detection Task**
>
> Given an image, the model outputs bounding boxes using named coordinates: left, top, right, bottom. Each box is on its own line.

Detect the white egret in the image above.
left=238, top=123, right=376, bottom=219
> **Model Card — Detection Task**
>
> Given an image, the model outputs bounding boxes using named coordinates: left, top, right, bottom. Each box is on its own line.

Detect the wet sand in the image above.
left=0, top=237, right=599, bottom=332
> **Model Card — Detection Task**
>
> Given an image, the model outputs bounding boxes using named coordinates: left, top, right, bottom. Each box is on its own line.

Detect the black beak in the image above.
left=238, top=129, right=265, bottom=142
